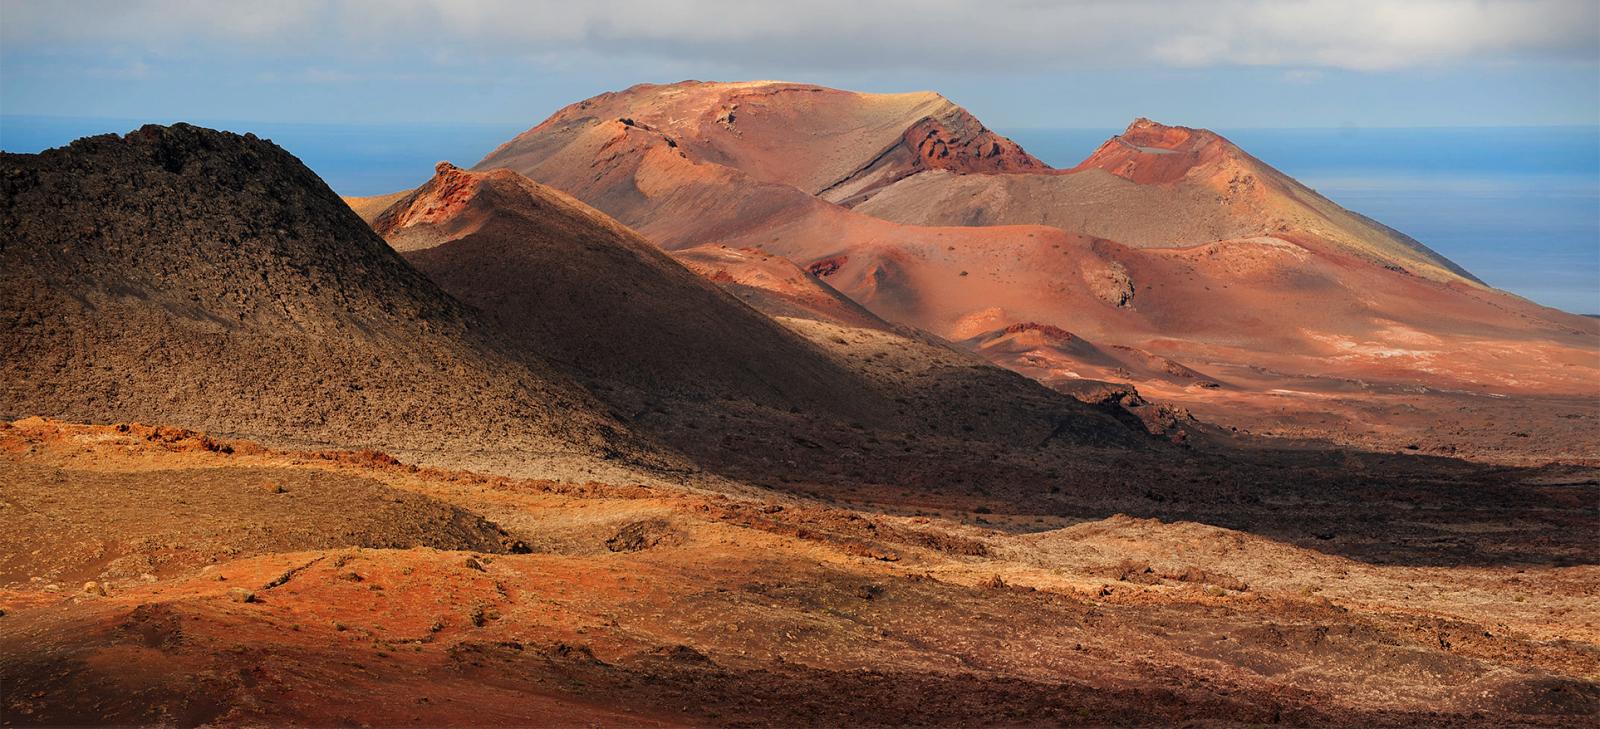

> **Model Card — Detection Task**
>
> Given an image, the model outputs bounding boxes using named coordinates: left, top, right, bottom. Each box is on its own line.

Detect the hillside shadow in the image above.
left=656, top=420, right=1599, bottom=569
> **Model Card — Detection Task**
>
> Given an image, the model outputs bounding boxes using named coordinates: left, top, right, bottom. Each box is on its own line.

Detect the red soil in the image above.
left=4, top=418, right=1597, bottom=726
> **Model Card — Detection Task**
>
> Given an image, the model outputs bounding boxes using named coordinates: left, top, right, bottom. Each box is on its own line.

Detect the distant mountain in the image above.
left=859, top=117, right=1482, bottom=284
left=0, top=124, right=640, bottom=477
left=471, top=80, right=1600, bottom=461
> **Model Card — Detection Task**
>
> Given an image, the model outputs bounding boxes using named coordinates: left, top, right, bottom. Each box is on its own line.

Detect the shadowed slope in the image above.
left=0, top=124, right=639, bottom=477
left=373, top=162, right=884, bottom=417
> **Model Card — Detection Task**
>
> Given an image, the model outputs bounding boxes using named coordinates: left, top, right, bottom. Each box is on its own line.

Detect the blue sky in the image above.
left=1, top=0, right=1597, bottom=129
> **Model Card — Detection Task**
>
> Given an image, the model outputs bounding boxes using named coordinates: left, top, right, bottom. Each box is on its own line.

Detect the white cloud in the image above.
left=2, top=0, right=1595, bottom=72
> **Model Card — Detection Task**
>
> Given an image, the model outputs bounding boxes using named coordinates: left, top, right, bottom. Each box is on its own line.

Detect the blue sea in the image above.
left=4, top=117, right=1597, bottom=315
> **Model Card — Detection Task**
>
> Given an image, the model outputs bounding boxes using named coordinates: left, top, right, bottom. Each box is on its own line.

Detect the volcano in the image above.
left=472, top=81, right=1600, bottom=464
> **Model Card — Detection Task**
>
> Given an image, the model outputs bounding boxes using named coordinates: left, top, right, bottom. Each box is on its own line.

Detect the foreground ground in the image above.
left=2, top=418, right=1596, bottom=727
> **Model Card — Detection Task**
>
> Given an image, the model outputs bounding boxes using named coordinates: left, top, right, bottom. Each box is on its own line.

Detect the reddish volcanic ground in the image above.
left=5, top=419, right=1598, bottom=727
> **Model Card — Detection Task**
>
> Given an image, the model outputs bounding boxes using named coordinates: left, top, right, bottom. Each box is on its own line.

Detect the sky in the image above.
left=1, top=0, right=1598, bottom=129
left=1, top=1, right=1596, bottom=313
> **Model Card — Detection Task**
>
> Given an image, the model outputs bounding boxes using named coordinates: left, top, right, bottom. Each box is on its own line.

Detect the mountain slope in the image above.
left=672, top=244, right=897, bottom=331
left=371, top=162, right=884, bottom=416
left=0, top=124, right=637, bottom=476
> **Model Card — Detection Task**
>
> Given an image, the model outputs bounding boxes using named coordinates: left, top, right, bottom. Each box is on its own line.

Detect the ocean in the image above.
left=4, top=117, right=1596, bottom=314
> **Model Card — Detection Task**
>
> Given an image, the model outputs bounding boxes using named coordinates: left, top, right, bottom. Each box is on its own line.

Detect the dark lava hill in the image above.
left=0, top=124, right=636, bottom=475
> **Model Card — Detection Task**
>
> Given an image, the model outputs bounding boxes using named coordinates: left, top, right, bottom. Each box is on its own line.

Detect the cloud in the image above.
left=2, top=0, right=1595, bottom=72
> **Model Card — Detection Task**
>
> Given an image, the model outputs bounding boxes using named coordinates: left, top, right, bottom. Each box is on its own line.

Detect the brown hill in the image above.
left=370, top=161, right=883, bottom=415
left=0, top=124, right=640, bottom=478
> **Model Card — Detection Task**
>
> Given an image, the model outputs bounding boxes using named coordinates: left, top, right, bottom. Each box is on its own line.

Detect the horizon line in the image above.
left=3, top=113, right=1598, bottom=133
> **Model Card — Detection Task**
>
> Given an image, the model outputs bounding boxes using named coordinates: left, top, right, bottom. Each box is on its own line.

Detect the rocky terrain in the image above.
left=0, top=109, right=1595, bottom=728
left=2, top=419, right=1596, bottom=727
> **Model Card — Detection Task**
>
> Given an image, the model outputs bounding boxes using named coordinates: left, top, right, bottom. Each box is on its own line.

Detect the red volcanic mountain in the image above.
left=351, top=161, right=1154, bottom=491
left=472, top=81, right=1600, bottom=463
left=369, top=162, right=878, bottom=415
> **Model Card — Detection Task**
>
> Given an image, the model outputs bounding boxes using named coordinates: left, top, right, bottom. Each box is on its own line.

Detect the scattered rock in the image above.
left=606, top=519, right=679, bottom=553
left=1085, top=261, right=1135, bottom=308
left=543, top=642, right=605, bottom=666
left=647, top=644, right=714, bottom=665
left=1103, top=559, right=1161, bottom=585
left=228, top=588, right=257, bottom=603
left=1166, top=567, right=1249, bottom=592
